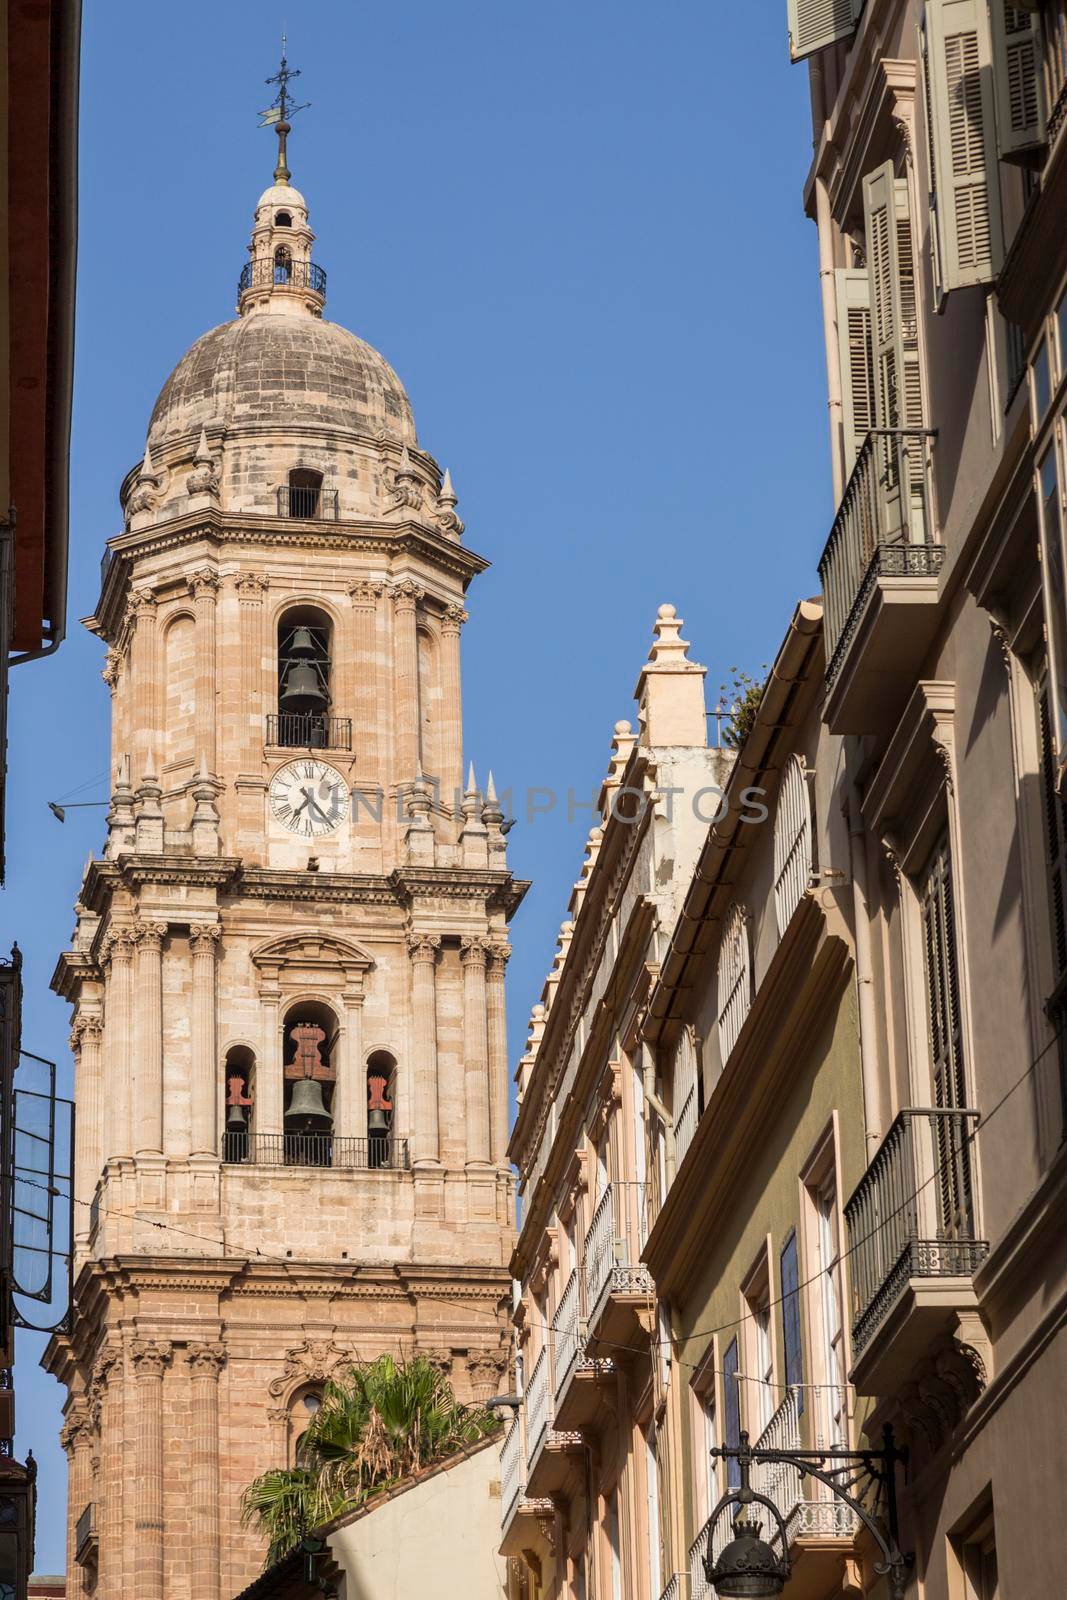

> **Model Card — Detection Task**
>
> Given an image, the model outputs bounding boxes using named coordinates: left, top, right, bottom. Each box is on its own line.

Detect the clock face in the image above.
left=269, top=759, right=350, bottom=836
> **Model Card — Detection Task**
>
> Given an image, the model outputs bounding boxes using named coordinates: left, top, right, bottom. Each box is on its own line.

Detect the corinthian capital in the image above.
left=189, top=922, right=223, bottom=955
left=389, top=578, right=425, bottom=613
left=487, top=942, right=512, bottom=977
left=102, top=649, right=123, bottom=690
left=189, top=567, right=221, bottom=599
left=130, top=1340, right=172, bottom=1380
left=406, top=932, right=441, bottom=965
left=441, top=604, right=469, bottom=637
left=131, top=920, right=168, bottom=952
left=349, top=579, right=386, bottom=606
left=184, top=1341, right=226, bottom=1378
left=460, top=935, right=492, bottom=969
left=235, top=572, right=269, bottom=601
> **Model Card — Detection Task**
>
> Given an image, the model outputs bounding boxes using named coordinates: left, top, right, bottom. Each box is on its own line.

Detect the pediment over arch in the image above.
left=250, top=931, right=373, bottom=995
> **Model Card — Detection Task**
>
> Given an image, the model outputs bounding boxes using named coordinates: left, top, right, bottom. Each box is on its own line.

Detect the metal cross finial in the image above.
left=259, top=38, right=310, bottom=184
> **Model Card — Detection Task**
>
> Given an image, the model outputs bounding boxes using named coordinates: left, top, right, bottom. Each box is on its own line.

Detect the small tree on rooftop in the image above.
left=718, top=665, right=769, bottom=750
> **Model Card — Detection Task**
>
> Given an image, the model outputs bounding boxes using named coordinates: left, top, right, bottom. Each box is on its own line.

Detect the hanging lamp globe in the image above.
left=706, top=1513, right=788, bottom=1599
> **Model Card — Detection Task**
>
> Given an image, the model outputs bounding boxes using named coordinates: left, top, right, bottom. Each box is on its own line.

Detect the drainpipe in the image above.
left=848, top=778, right=884, bottom=1161
left=641, top=1041, right=676, bottom=1190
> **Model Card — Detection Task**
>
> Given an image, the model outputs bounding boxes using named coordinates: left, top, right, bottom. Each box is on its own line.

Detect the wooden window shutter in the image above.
left=923, top=0, right=1004, bottom=291
left=990, top=2, right=1046, bottom=162
left=835, top=269, right=875, bottom=477
left=779, top=1231, right=804, bottom=1412
left=863, top=164, right=925, bottom=432
left=787, top=0, right=864, bottom=62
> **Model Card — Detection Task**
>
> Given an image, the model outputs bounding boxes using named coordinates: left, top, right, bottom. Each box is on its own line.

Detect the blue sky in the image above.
left=7, top=0, right=831, bottom=1570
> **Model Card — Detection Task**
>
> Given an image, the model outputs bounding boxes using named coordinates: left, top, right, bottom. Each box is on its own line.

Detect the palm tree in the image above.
left=242, top=1354, right=500, bottom=1564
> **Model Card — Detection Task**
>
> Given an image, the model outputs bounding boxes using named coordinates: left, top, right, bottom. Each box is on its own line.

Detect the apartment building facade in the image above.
left=501, top=1, right=1067, bottom=1595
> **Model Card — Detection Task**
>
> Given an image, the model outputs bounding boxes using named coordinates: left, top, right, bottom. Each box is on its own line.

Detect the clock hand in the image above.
left=302, top=787, right=332, bottom=826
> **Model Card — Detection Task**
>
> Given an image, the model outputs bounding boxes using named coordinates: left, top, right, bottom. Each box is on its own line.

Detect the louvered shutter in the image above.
left=723, top=1339, right=741, bottom=1490
left=990, top=2, right=1046, bottom=161
left=787, top=0, right=864, bottom=62
left=774, top=754, right=814, bottom=935
left=923, top=0, right=1004, bottom=291
left=779, top=1232, right=805, bottom=1413
left=835, top=270, right=875, bottom=477
left=863, top=165, right=926, bottom=537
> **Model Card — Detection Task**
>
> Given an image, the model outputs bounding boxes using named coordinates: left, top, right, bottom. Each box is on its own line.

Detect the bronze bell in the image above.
left=368, top=1107, right=390, bottom=1132
left=289, top=626, right=317, bottom=655
left=285, top=1077, right=333, bottom=1131
left=226, top=1101, right=248, bottom=1132
left=279, top=660, right=327, bottom=714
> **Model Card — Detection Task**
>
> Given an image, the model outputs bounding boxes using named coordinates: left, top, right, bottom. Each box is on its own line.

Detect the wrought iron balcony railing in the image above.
left=75, top=1502, right=97, bottom=1564
left=500, top=1415, right=525, bottom=1527
left=221, top=1131, right=409, bottom=1171
left=238, top=256, right=327, bottom=298
left=525, top=1346, right=551, bottom=1465
left=844, top=1107, right=986, bottom=1356
left=552, top=1268, right=580, bottom=1403
left=583, top=1182, right=653, bottom=1328
left=818, top=429, right=941, bottom=686
left=266, top=712, right=352, bottom=751
left=276, top=484, right=339, bottom=520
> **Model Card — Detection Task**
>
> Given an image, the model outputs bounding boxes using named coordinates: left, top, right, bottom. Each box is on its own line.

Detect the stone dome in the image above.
left=147, top=312, right=418, bottom=452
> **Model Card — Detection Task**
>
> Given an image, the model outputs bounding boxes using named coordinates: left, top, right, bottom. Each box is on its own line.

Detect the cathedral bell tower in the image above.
left=46, top=87, right=524, bottom=1600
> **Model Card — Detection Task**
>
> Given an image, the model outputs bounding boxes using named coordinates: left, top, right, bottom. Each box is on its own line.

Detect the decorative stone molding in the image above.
left=406, top=932, right=441, bottom=965
left=266, top=1406, right=291, bottom=1427
left=68, top=1014, right=103, bottom=1056
left=385, top=445, right=425, bottom=514
left=101, top=926, right=136, bottom=966
left=436, top=474, right=465, bottom=540
left=419, top=1347, right=454, bottom=1374
left=131, top=920, right=168, bottom=953
left=184, top=1342, right=226, bottom=1378
left=268, top=1339, right=351, bottom=1398
left=130, top=1340, right=172, bottom=1380
left=250, top=931, right=372, bottom=998
left=487, top=942, right=512, bottom=979
left=466, top=1349, right=507, bottom=1391
left=188, top=922, right=223, bottom=955
left=441, top=603, right=469, bottom=636
left=102, top=649, right=122, bottom=690
left=348, top=579, right=386, bottom=606
left=187, top=429, right=220, bottom=499
left=529, top=1227, right=559, bottom=1299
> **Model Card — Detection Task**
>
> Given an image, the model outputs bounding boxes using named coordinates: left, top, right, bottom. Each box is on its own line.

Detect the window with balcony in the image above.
left=1044, top=0, right=1067, bottom=141
left=645, top=1423, right=662, bottom=1600
left=742, top=1251, right=776, bottom=1437
left=802, top=1150, right=847, bottom=1449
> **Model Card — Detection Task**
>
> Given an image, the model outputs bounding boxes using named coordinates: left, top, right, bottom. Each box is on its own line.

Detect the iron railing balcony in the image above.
left=266, top=712, right=352, bottom=751
left=551, top=1268, right=580, bottom=1407
left=844, top=1107, right=987, bottom=1387
left=75, top=1502, right=98, bottom=1566
left=818, top=428, right=942, bottom=733
left=221, top=1131, right=409, bottom=1171
left=524, top=1347, right=551, bottom=1472
left=238, top=256, right=327, bottom=298
left=582, top=1183, right=654, bottom=1354
left=499, top=1415, right=525, bottom=1530
left=276, top=484, right=339, bottom=520
left=658, top=1576, right=688, bottom=1600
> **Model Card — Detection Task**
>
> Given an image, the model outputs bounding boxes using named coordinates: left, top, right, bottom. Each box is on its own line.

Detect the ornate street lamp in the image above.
left=703, top=1425, right=911, bottom=1600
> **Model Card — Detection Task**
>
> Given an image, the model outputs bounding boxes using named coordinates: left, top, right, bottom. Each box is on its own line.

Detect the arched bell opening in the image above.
left=282, top=1000, right=339, bottom=1167
left=286, top=465, right=323, bottom=519
left=366, top=1050, right=397, bottom=1169
left=273, top=245, right=292, bottom=284
left=291, top=1387, right=322, bottom=1467
left=222, top=1046, right=255, bottom=1162
left=277, top=605, right=332, bottom=748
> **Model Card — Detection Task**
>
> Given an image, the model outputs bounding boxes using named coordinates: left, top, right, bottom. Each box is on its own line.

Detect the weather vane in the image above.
left=259, top=35, right=309, bottom=185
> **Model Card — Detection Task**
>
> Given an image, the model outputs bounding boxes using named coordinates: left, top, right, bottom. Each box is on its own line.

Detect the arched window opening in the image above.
left=283, top=1002, right=338, bottom=1167
left=716, top=902, right=752, bottom=1067
left=222, top=1046, right=255, bottom=1163
left=366, top=1051, right=396, bottom=1169
left=275, top=210, right=293, bottom=228
left=273, top=246, right=292, bottom=284
left=287, top=466, right=323, bottom=519
left=276, top=606, right=332, bottom=748
left=292, top=1389, right=322, bottom=1467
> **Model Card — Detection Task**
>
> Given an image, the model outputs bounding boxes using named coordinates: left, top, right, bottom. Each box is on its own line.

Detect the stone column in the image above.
left=189, top=924, right=222, bottom=1159
left=461, top=938, right=492, bottom=1167
left=128, top=589, right=158, bottom=775
left=257, top=974, right=284, bottom=1136
left=408, top=934, right=441, bottom=1166
left=440, top=604, right=467, bottom=812
left=486, top=943, right=512, bottom=1167
left=61, top=1406, right=90, bottom=1591
left=236, top=573, right=269, bottom=769
left=337, top=991, right=366, bottom=1142
left=133, top=922, right=167, bottom=1156
left=190, top=569, right=220, bottom=773
left=103, top=929, right=135, bottom=1160
left=130, top=1340, right=171, bottom=1600
left=94, top=1345, right=123, bottom=1600
left=391, top=580, right=424, bottom=785
left=71, top=1016, right=104, bottom=1249
left=185, top=1342, right=225, bottom=1600
left=349, top=581, right=384, bottom=784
